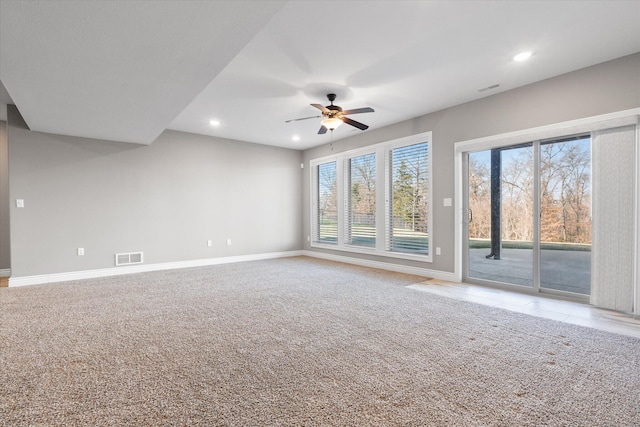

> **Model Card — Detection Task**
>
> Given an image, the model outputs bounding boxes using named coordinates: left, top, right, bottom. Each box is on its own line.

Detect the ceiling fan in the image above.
left=286, top=93, right=374, bottom=134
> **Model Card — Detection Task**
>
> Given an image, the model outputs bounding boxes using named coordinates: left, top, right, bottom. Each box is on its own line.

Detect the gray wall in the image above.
left=7, top=106, right=303, bottom=277
left=0, top=120, right=9, bottom=271
left=302, top=53, right=640, bottom=274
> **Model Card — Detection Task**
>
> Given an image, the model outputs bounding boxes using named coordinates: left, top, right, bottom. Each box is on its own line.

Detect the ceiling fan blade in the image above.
left=311, top=103, right=331, bottom=114
left=342, top=117, right=369, bottom=131
left=342, top=107, right=374, bottom=115
left=318, top=125, right=328, bottom=135
left=285, top=115, right=321, bottom=123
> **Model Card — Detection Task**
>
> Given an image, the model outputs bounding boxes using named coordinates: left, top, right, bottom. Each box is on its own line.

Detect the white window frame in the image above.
left=344, top=151, right=378, bottom=249
left=311, top=160, right=338, bottom=245
left=310, top=131, right=433, bottom=262
left=385, top=138, right=430, bottom=256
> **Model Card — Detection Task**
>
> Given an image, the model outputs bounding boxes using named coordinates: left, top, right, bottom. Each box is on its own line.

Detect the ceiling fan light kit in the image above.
left=321, top=117, right=343, bottom=130
left=286, top=93, right=374, bottom=135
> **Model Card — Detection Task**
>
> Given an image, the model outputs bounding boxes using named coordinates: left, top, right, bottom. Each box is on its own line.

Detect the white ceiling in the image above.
left=1, top=0, right=639, bottom=150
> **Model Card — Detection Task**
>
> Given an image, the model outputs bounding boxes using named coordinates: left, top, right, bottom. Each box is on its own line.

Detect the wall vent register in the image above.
left=115, top=252, right=144, bottom=266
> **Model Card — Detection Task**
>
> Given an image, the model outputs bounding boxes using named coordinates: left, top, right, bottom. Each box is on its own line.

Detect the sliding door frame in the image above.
left=532, top=141, right=541, bottom=294
left=454, top=109, right=640, bottom=307
left=633, top=123, right=640, bottom=318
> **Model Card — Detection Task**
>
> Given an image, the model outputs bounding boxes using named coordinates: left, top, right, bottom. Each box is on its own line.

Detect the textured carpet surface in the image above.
left=1, top=257, right=639, bottom=426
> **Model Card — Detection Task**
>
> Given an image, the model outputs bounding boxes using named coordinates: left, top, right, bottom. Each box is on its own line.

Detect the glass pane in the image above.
left=317, top=161, right=337, bottom=243
left=390, top=142, right=429, bottom=253
left=540, top=137, right=591, bottom=294
left=348, top=153, right=376, bottom=247
left=468, top=146, right=533, bottom=286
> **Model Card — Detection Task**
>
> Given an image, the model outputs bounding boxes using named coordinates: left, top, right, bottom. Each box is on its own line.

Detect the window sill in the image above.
left=310, top=242, right=432, bottom=263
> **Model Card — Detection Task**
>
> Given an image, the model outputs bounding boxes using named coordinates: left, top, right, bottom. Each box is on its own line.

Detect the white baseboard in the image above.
left=8, top=250, right=456, bottom=287
left=301, top=250, right=458, bottom=282
left=9, top=251, right=304, bottom=287
left=0, top=268, right=10, bottom=277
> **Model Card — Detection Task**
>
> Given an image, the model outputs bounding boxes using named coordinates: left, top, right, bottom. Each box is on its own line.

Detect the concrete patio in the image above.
left=468, top=248, right=591, bottom=295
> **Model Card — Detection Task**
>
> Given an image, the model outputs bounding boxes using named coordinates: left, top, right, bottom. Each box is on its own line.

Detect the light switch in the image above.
left=16, top=199, right=24, bottom=208
left=443, top=198, right=452, bottom=207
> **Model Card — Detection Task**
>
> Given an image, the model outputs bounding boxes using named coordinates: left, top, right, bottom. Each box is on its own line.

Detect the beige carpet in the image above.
left=1, top=257, right=638, bottom=426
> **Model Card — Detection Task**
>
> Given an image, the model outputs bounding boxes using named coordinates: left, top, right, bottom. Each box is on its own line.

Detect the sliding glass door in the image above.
left=467, top=145, right=533, bottom=287
left=465, top=136, right=591, bottom=297
left=539, top=136, right=591, bottom=295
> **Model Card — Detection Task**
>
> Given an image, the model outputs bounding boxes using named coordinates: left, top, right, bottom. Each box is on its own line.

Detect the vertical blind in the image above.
left=591, top=125, right=636, bottom=312
left=389, top=142, right=429, bottom=253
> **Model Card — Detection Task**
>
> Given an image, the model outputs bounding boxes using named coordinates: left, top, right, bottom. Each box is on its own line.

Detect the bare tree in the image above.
left=468, top=155, right=491, bottom=239
left=501, top=148, right=534, bottom=241
left=468, top=139, right=591, bottom=245
left=540, top=140, right=591, bottom=244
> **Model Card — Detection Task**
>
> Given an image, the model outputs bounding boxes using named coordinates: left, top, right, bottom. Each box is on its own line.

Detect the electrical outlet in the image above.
left=16, top=199, right=24, bottom=208
left=207, top=240, right=212, bottom=247
left=77, top=248, right=85, bottom=256
left=436, top=247, right=441, bottom=256
left=226, top=239, right=232, bottom=246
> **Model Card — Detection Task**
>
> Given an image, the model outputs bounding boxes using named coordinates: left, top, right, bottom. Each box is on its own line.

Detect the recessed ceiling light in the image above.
left=513, top=51, right=533, bottom=62
left=292, top=135, right=300, bottom=142
left=209, top=119, right=220, bottom=127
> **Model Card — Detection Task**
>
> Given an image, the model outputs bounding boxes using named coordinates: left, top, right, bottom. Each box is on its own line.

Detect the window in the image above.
left=388, top=142, right=429, bottom=253
left=315, top=161, right=337, bottom=244
left=310, top=131, right=432, bottom=262
left=346, top=153, right=376, bottom=247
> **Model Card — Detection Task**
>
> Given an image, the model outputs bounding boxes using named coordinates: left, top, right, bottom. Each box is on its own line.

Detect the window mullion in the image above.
left=311, top=162, right=319, bottom=242
left=376, top=147, right=387, bottom=253
left=338, top=157, right=347, bottom=246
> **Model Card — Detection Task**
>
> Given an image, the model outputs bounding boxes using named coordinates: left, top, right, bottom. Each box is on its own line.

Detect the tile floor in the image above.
left=408, top=279, right=640, bottom=339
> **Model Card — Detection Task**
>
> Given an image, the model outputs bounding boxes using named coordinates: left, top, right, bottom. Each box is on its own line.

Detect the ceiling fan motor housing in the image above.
left=325, top=94, right=342, bottom=116
left=325, top=105, right=342, bottom=116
